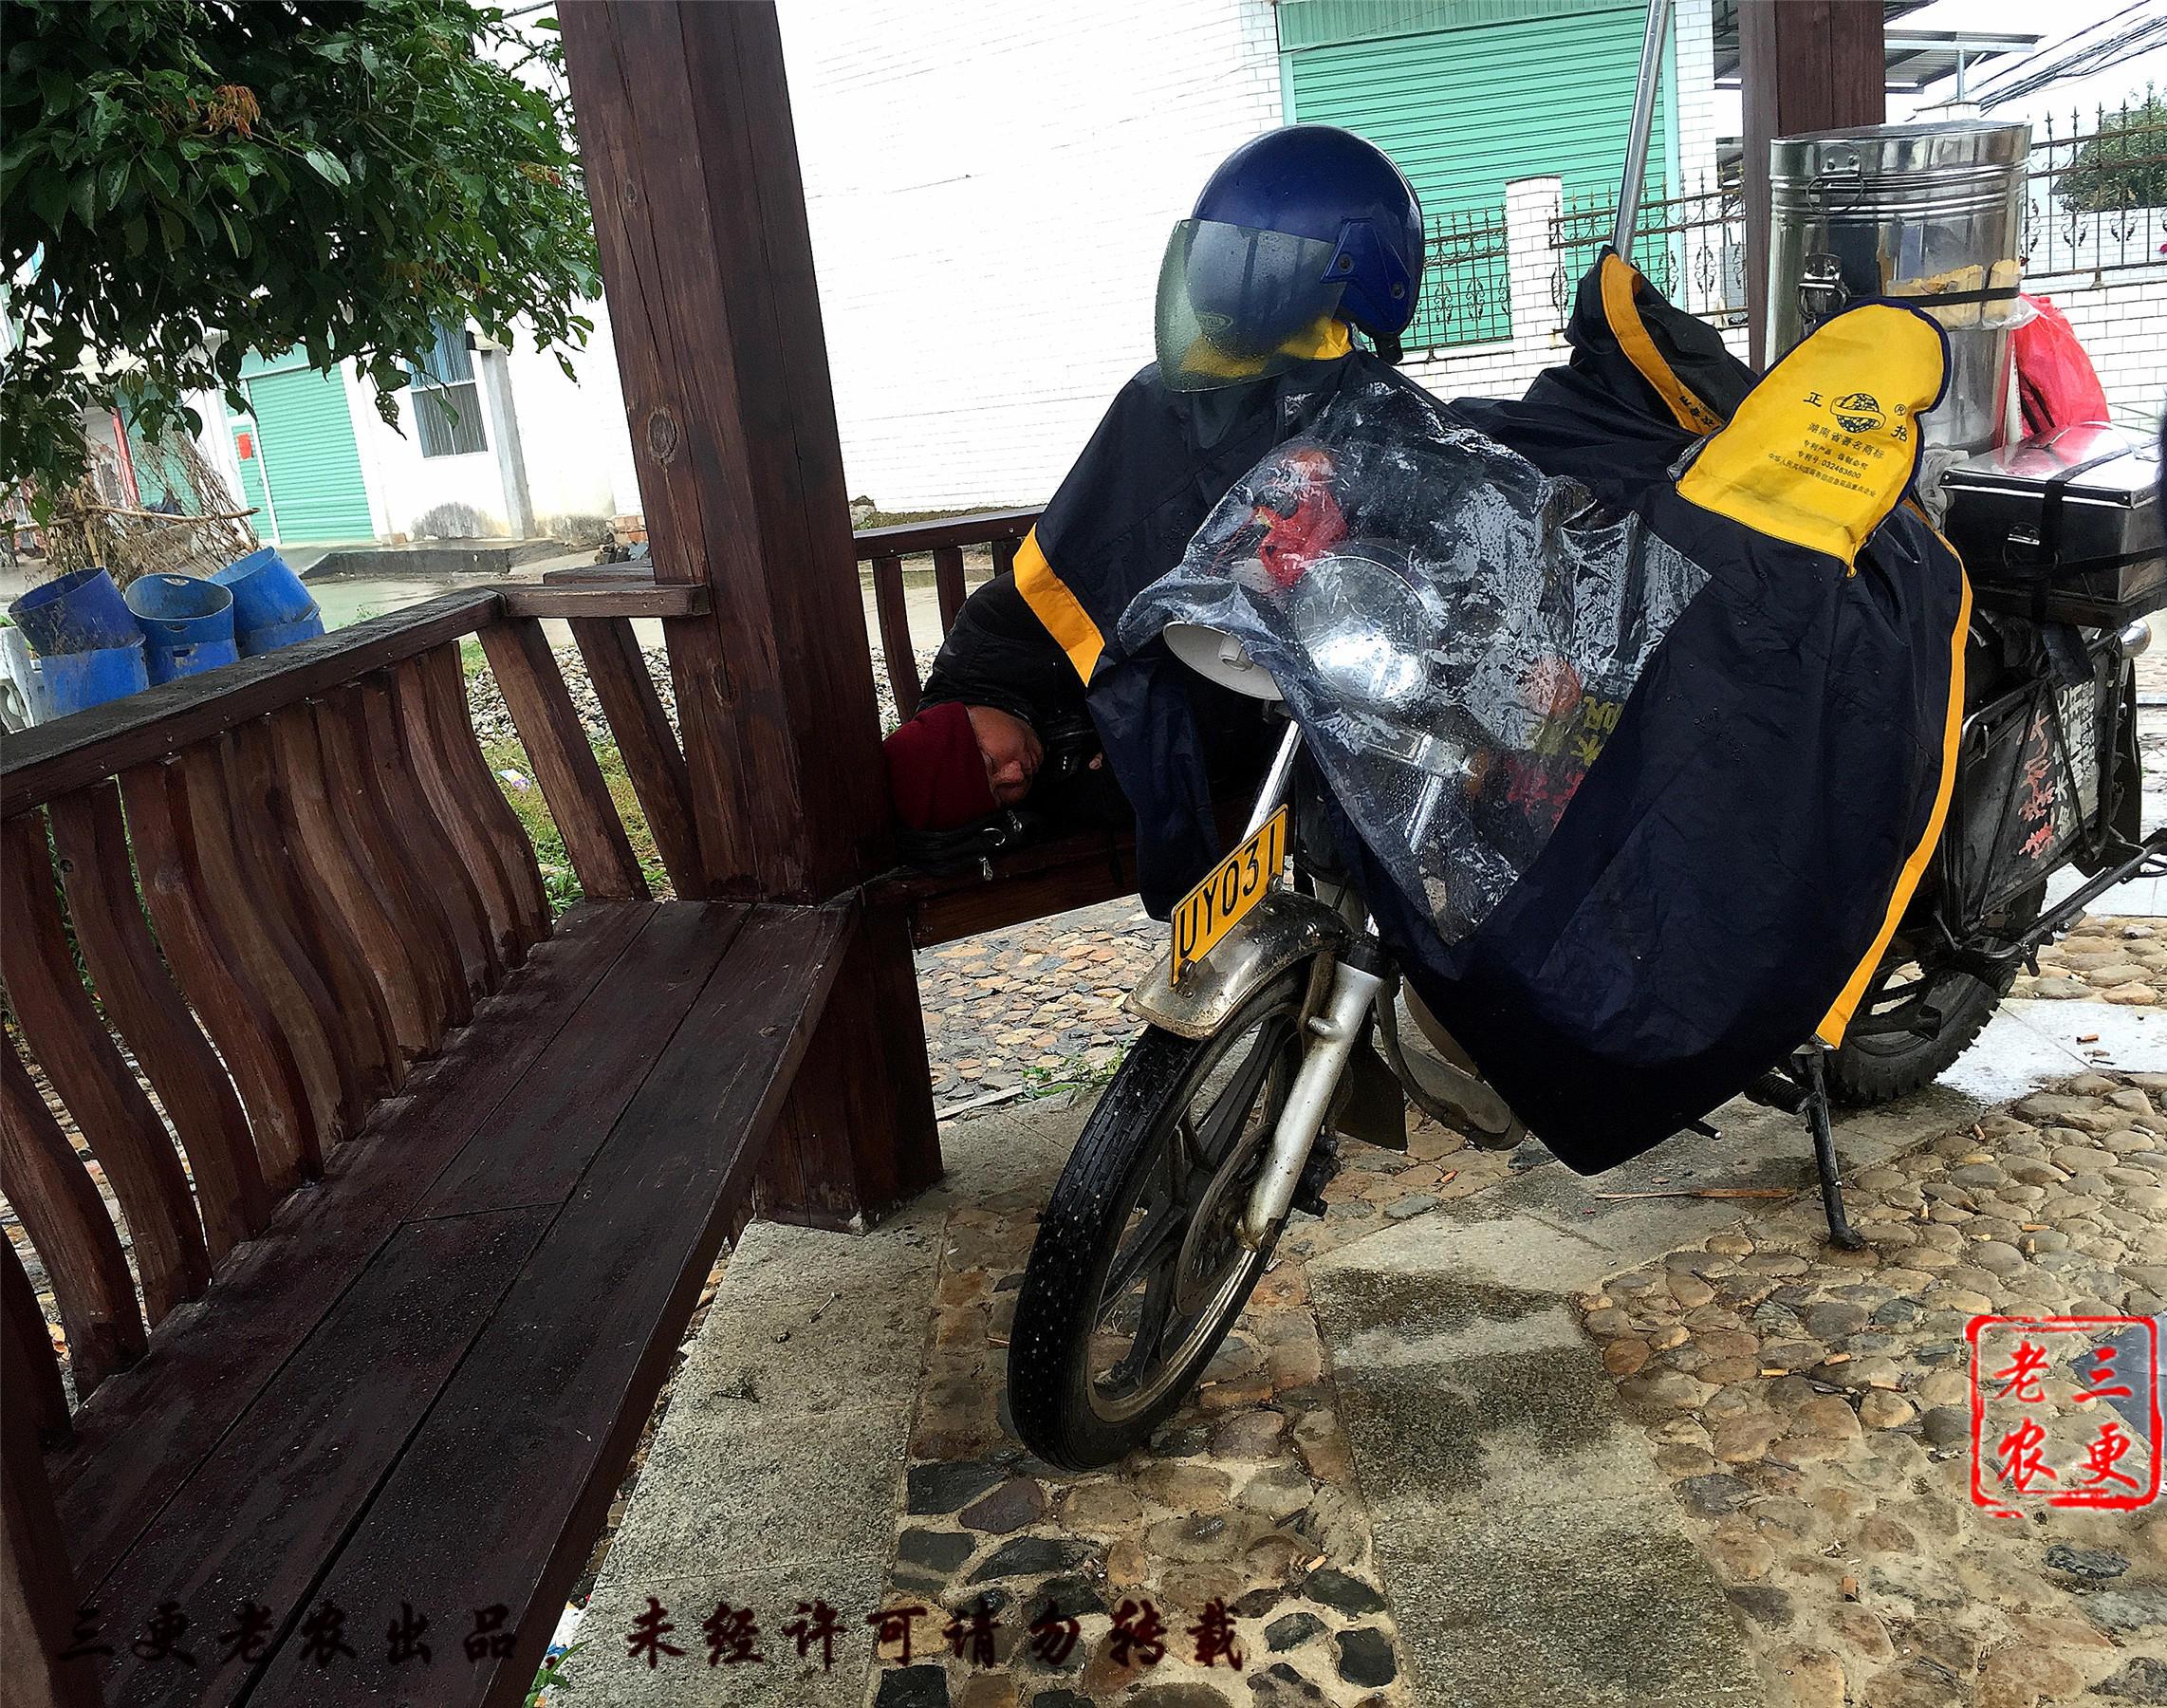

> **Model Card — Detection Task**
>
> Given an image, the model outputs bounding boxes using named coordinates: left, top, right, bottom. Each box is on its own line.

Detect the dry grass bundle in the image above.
left=35, top=436, right=260, bottom=590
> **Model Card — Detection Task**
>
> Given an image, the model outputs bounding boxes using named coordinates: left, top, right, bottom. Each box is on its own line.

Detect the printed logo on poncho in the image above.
left=1831, top=392, right=1885, bottom=435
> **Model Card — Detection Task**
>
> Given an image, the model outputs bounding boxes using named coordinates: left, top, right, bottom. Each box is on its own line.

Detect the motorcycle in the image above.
left=1005, top=595, right=2165, bottom=1472
left=1005, top=0, right=2166, bottom=1472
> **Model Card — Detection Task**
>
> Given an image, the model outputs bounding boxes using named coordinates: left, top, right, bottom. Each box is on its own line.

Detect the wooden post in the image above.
left=1739, top=0, right=1886, bottom=365
left=559, top=2, right=939, bottom=1227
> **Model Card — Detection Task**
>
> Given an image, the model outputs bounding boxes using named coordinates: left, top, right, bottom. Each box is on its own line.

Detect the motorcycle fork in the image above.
left=1240, top=940, right=1390, bottom=1248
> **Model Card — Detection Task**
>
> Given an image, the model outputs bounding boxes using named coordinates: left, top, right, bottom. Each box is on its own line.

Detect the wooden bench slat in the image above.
left=874, top=799, right=1250, bottom=947
left=414, top=902, right=750, bottom=1219
left=395, top=656, right=526, bottom=975
left=424, top=643, right=552, bottom=951
left=361, top=676, right=498, bottom=1002
left=251, top=901, right=852, bottom=1707
left=573, top=616, right=704, bottom=899
left=933, top=543, right=968, bottom=630
left=175, top=742, right=354, bottom=1154
left=96, top=1207, right=553, bottom=1708
left=268, top=704, right=435, bottom=1066
left=0, top=812, right=210, bottom=1326
left=47, top=781, right=271, bottom=1262
left=4, top=1231, right=69, bottom=1444
left=213, top=724, right=386, bottom=1135
left=49, top=903, right=657, bottom=1586
left=227, top=719, right=402, bottom=1103
left=0, top=1036, right=144, bottom=1396
left=3, top=1331, right=99, bottom=1708
left=120, top=756, right=319, bottom=1193
left=849, top=505, right=1040, bottom=557
left=479, top=618, right=647, bottom=902
left=317, top=688, right=473, bottom=1044
left=497, top=582, right=710, bottom=619
left=872, top=552, right=920, bottom=722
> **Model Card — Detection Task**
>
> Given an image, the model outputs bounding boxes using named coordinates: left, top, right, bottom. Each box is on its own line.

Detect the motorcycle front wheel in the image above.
left=1007, top=968, right=1308, bottom=1470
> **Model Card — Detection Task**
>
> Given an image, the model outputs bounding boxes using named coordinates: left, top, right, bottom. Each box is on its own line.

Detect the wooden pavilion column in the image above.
left=1738, top=0, right=1886, bottom=365
left=559, top=1, right=939, bottom=1229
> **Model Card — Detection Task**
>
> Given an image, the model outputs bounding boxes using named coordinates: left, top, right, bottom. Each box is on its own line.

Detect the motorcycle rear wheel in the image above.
left=1007, top=969, right=1308, bottom=1470
left=1825, top=883, right=2046, bottom=1106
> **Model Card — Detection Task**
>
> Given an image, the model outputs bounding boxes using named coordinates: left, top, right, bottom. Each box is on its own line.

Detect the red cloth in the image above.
left=884, top=700, right=997, bottom=829
left=2013, top=295, right=2112, bottom=436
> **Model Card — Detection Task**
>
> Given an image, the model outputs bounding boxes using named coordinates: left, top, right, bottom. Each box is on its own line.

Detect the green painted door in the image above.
left=1284, top=0, right=1672, bottom=347
left=225, top=354, right=374, bottom=543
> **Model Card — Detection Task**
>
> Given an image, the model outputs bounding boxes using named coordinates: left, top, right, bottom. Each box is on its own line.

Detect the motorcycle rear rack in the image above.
left=1943, top=825, right=2167, bottom=983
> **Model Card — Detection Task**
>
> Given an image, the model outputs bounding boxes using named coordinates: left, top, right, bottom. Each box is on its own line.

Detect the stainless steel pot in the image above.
left=1769, top=121, right=2030, bottom=455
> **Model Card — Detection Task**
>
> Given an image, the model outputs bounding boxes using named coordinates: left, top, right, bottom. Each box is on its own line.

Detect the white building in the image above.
left=187, top=0, right=1723, bottom=540
left=185, top=0, right=2161, bottom=541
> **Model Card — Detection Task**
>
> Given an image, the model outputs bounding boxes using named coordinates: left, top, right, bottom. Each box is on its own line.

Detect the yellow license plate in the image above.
left=1171, top=806, right=1288, bottom=984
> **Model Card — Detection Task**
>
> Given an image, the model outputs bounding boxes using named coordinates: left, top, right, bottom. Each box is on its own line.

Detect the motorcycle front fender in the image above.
left=1126, top=888, right=1352, bottom=1041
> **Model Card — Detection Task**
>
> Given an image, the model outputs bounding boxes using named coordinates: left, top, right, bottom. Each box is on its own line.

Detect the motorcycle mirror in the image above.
left=1163, top=622, right=1287, bottom=701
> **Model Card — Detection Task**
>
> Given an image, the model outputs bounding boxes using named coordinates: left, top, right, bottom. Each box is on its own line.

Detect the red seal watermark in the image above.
left=1969, top=1315, right=2161, bottom=1515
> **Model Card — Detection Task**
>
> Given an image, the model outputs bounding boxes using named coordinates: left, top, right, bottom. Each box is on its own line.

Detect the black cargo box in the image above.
left=1940, top=423, right=2163, bottom=626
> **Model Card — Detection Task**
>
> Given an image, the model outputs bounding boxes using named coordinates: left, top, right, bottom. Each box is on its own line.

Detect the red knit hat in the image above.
left=884, top=701, right=998, bottom=830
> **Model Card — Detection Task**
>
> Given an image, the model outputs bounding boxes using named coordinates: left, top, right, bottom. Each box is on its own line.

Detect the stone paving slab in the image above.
left=1368, top=1504, right=1760, bottom=1708
left=571, top=1196, right=947, bottom=1704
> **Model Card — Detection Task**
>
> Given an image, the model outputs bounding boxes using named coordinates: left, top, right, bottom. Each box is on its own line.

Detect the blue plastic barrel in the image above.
left=126, top=574, right=239, bottom=684
left=9, top=566, right=139, bottom=657
left=42, top=642, right=149, bottom=717
left=214, top=548, right=325, bottom=656
left=214, top=547, right=319, bottom=627
left=232, top=611, right=326, bottom=656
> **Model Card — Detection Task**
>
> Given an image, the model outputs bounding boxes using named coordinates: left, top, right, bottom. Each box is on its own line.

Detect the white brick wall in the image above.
left=2039, top=276, right=2167, bottom=435
left=776, top=0, right=1286, bottom=511
left=1672, top=0, right=1720, bottom=199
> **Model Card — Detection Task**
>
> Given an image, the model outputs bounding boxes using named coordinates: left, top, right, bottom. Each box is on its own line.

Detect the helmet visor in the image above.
left=1155, top=217, right=1348, bottom=392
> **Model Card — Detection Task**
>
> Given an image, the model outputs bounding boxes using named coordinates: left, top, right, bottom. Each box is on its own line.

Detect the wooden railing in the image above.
left=854, top=507, right=1040, bottom=721
left=0, top=584, right=698, bottom=1419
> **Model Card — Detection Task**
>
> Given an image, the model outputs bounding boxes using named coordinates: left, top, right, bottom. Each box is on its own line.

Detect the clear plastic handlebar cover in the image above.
left=1121, top=377, right=1711, bottom=942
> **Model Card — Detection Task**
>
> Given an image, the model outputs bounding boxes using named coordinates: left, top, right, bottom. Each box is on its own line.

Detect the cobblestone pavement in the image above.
left=2019, top=917, right=2167, bottom=1007
left=1577, top=1072, right=2167, bottom=1708
left=864, top=1041, right=2167, bottom=1708
left=916, top=900, right=1159, bottom=1115
left=869, top=892, right=2167, bottom=1708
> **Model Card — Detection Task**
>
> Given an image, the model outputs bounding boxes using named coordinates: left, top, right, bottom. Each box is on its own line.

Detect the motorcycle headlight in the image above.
left=1281, top=540, right=1439, bottom=717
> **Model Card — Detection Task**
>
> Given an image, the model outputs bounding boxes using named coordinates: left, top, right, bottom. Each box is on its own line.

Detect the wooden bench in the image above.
left=1, top=590, right=858, bottom=1707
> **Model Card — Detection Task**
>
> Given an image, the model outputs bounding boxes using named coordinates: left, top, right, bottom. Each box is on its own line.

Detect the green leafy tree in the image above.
left=1, top=0, right=600, bottom=500
left=2057, top=96, right=2167, bottom=214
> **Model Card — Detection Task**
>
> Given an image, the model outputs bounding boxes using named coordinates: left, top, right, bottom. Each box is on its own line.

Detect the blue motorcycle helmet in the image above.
left=1156, top=124, right=1425, bottom=391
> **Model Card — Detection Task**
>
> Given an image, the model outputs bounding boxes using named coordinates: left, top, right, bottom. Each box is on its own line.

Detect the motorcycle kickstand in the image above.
left=1795, top=1049, right=1865, bottom=1252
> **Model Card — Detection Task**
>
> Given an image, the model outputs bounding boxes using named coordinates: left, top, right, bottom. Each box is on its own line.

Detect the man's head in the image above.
left=882, top=699, right=1043, bottom=830
left=966, top=704, right=1043, bottom=805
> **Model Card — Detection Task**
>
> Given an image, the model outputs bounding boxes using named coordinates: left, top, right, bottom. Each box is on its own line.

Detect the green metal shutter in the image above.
left=1284, top=2, right=1670, bottom=217
left=1285, top=2, right=1672, bottom=344
left=226, top=354, right=375, bottom=543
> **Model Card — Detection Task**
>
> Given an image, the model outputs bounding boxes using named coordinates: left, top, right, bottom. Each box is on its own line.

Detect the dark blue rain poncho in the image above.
left=1106, top=258, right=1969, bottom=1169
